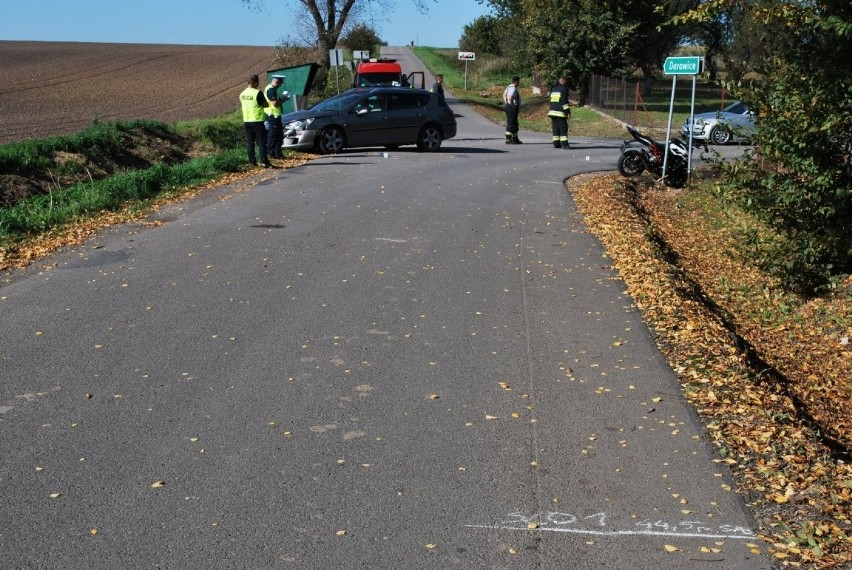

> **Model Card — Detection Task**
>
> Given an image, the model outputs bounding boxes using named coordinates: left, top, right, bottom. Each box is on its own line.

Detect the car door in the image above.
left=726, top=102, right=756, bottom=139
left=346, top=93, right=387, bottom=146
left=384, top=92, right=426, bottom=143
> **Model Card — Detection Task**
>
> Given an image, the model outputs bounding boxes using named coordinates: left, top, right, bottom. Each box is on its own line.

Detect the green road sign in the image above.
left=663, top=56, right=704, bottom=75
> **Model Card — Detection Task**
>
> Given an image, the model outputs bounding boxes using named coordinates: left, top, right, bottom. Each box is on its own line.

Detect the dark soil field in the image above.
left=0, top=41, right=279, bottom=144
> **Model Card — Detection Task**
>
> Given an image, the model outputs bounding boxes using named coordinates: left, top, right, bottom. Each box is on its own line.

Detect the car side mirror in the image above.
left=355, top=108, right=369, bottom=116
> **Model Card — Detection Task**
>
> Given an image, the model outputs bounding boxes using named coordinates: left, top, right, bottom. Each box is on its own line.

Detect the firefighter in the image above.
left=503, top=76, right=522, bottom=144
left=547, top=76, right=571, bottom=149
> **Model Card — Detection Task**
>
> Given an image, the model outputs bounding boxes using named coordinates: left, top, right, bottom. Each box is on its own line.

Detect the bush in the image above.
left=717, top=4, right=852, bottom=295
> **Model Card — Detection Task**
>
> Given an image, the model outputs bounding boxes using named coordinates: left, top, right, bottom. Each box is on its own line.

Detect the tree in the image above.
left=241, top=0, right=434, bottom=91
left=619, top=0, right=699, bottom=95
left=340, top=24, right=384, bottom=54
left=675, top=0, right=852, bottom=293
left=460, top=15, right=504, bottom=55
left=476, top=0, right=696, bottom=100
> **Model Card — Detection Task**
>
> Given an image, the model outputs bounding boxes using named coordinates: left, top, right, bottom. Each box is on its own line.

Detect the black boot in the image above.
left=561, top=142, right=571, bottom=149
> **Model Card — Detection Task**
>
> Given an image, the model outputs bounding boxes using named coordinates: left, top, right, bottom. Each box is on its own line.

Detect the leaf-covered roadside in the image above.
left=0, top=155, right=310, bottom=272
left=569, top=173, right=851, bottom=567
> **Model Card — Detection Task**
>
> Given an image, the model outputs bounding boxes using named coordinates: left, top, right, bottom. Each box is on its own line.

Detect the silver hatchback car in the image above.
left=281, top=86, right=457, bottom=154
left=681, top=100, right=756, bottom=145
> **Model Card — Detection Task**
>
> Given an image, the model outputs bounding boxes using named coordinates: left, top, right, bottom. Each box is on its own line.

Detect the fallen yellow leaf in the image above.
left=664, top=544, right=679, bottom=553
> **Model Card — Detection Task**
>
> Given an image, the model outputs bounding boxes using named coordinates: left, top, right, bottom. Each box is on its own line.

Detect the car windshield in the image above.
left=723, top=101, right=748, bottom=114
left=357, top=73, right=402, bottom=87
left=309, top=92, right=365, bottom=113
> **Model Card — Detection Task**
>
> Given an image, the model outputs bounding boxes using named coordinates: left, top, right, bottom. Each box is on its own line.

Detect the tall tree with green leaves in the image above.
left=675, top=0, right=852, bottom=293
left=478, top=0, right=696, bottom=100
left=460, top=14, right=505, bottom=55
left=620, top=0, right=699, bottom=94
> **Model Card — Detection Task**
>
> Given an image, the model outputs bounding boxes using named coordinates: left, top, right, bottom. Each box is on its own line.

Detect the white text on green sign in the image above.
left=663, top=57, right=703, bottom=75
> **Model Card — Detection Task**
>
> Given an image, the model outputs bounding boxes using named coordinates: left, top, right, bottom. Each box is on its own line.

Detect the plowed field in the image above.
left=0, top=41, right=279, bottom=144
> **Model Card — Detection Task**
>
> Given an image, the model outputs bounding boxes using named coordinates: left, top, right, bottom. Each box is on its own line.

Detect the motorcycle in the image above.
left=617, top=125, right=704, bottom=188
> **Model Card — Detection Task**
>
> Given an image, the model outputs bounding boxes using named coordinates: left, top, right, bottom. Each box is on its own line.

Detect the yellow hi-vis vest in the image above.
left=547, top=85, right=571, bottom=118
left=240, top=87, right=265, bottom=122
left=264, top=84, right=282, bottom=118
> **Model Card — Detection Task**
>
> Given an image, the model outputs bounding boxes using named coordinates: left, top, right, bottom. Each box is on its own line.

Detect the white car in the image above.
left=682, top=100, right=756, bottom=144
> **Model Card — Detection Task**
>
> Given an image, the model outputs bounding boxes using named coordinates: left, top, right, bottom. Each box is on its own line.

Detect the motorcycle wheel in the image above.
left=617, top=150, right=645, bottom=177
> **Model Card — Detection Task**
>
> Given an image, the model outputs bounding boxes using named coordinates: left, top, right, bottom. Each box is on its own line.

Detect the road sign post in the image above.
left=329, top=48, right=345, bottom=94
left=458, top=51, right=475, bottom=91
left=662, top=56, right=705, bottom=181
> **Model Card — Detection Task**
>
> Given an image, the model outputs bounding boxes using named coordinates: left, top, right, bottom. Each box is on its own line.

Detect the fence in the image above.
left=586, top=75, right=659, bottom=130
left=586, top=74, right=730, bottom=133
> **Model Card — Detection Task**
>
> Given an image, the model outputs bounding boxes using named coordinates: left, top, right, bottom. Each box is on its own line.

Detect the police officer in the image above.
left=503, top=76, right=522, bottom=144
left=264, top=76, right=284, bottom=159
left=548, top=76, right=571, bottom=149
left=240, top=75, right=271, bottom=168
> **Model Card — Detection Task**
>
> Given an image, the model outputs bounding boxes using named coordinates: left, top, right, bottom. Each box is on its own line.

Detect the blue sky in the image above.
left=0, top=0, right=491, bottom=48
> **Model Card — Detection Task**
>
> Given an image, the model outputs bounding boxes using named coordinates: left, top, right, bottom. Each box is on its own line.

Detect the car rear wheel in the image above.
left=709, top=125, right=731, bottom=145
left=416, top=125, right=442, bottom=152
left=317, top=127, right=345, bottom=154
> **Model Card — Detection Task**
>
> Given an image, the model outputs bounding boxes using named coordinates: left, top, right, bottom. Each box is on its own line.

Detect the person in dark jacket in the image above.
left=264, top=76, right=285, bottom=159
left=503, top=76, right=522, bottom=144
left=431, top=74, right=445, bottom=102
left=547, top=76, right=571, bottom=149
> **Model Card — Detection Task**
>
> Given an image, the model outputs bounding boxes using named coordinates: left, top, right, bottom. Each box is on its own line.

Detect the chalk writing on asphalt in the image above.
left=467, top=511, right=754, bottom=540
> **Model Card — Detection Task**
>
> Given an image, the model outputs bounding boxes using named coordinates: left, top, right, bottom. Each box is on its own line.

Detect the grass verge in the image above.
left=0, top=114, right=307, bottom=269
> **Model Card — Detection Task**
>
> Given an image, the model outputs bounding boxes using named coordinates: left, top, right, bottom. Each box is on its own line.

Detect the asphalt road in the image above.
left=0, top=48, right=768, bottom=569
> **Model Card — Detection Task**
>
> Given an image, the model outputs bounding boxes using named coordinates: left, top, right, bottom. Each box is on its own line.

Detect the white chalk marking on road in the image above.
left=534, top=180, right=562, bottom=184
left=375, top=238, right=408, bottom=243
left=467, top=511, right=755, bottom=541
left=0, top=405, right=13, bottom=414
left=466, top=523, right=754, bottom=540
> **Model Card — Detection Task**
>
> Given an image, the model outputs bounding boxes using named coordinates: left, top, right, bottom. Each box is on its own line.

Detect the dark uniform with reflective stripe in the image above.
left=265, top=79, right=284, bottom=159
left=547, top=78, right=571, bottom=149
left=504, top=77, right=522, bottom=144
